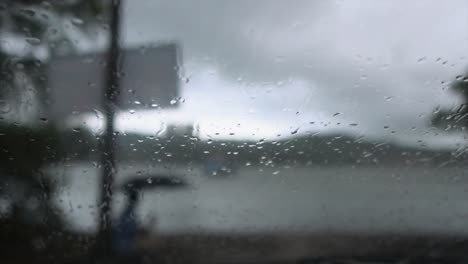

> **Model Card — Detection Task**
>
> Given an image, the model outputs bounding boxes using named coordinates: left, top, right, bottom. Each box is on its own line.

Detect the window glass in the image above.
left=1, top=1, right=468, bottom=263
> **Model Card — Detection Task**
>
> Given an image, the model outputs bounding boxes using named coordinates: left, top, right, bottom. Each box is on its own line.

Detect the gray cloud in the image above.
left=119, top=0, right=468, bottom=146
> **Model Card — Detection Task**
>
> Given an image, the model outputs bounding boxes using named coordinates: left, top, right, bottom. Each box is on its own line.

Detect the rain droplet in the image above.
left=129, top=109, right=136, bottom=114
left=147, top=178, right=153, bottom=184
left=20, top=9, right=35, bottom=17
left=384, top=96, right=393, bottom=101
left=49, top=28, right=58, bottom=35
left=25, top=37, right=41, bottom=45
left=170, top=99, right=177, bottom=105
left=0, top=100, right=11, bottom=113
left=71, top=17, right=84, bottom=26
left=417, top=56, right=427, bottom=63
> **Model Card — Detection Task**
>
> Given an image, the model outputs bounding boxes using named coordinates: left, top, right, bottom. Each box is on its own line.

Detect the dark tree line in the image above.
left=432, top=73, right=468, bottom=133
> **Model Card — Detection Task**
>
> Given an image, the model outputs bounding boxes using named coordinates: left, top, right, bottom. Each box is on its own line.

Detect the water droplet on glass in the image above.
left=129, top=109, right=136, bottom=114
left=291, top=127, right=299, bottom=135
left=0, top=100, right=11, bottom=113
left=20, top=9, right=35, bottom=17
left=170, top=99, right=177, bottom=105
left=417, top=56, right=427, bottom=63
left=71, top=17, right=84, bottom=26
left=48, top=27, right=58, bottom=35
left=41, top=13, right=49, bottom=20
left=25, top=37, right=41, bottom=45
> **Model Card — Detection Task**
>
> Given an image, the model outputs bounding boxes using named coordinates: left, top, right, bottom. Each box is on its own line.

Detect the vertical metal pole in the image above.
left=99, top=0, right=122, bottom=247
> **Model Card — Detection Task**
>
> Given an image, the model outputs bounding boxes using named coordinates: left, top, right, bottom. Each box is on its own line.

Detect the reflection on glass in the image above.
left=2, top=0, right=468, bottom=263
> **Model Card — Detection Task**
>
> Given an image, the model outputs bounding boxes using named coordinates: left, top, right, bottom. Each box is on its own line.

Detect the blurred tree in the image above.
left=0, top=1, right=110, bottom=261
left=0, top=0, right=110, bottom=185
left=431, top=74, right=468, bottom=133
left=0, top=0, right=109, bottom=112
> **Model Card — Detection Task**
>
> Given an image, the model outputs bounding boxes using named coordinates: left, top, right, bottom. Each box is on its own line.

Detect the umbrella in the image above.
left=120, top=174, right=188, bottom=194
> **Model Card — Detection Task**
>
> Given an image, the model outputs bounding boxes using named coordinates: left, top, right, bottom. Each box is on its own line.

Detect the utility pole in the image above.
left=98, top=0, right=122, bottom=252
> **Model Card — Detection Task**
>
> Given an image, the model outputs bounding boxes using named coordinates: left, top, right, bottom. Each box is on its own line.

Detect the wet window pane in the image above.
left=2, top=1, right=468, bottom=263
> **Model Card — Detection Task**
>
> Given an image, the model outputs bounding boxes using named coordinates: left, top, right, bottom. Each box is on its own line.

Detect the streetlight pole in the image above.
left=98, top=0, right=122, bottom=251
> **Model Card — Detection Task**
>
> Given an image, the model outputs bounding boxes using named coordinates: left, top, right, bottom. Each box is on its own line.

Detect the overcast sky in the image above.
left=117, top=1, right=468, bottom=147
left=3, top=1, right=468, bottom=146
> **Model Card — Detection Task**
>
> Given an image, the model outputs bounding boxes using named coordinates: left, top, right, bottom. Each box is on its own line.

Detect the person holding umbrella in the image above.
left=112, top=175, right=188, bottom=263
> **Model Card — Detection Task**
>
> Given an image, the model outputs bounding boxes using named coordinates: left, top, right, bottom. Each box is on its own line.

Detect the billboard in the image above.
left=47, top=43, right=181, bottom=121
